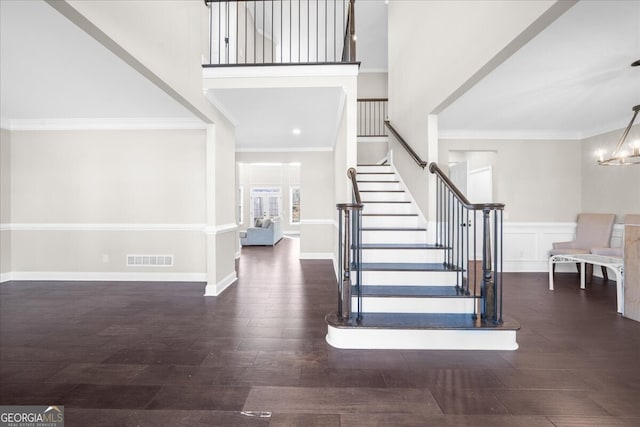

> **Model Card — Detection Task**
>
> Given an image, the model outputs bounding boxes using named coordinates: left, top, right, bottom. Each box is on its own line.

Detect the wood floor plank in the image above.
left=1, top=237, right=639, bottom=424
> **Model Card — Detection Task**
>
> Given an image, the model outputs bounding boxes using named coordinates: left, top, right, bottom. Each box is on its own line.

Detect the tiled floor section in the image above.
left=1, top=237, right=640, bottom=426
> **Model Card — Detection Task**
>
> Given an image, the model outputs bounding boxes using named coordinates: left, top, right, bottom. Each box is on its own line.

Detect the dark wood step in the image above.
left=362, top=214, right=418, bottom=217
left=361, top=227, right=426, bottom=232
left=357, top=180, right=400, bottom=183
left=326, top=312, right=520, bottom=330
left=361, top=262, right=462, bottom=272
left=361, top=243, right=445, bottom=250
left=356, top=172, right=395, bottom=175
left=362, top=201, right=411, bottom=204
left=355, top=285, right=477, bottom=298
left=360, top=190, right=405, bottom=193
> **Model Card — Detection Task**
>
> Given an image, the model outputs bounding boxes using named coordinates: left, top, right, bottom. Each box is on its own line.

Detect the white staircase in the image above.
left=326, top=164, right=519, bottom=350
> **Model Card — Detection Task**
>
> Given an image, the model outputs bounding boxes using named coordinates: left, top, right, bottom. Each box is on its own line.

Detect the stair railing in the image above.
left=336, top=167, right=363, bottom=322
left=384, top=121, right=427, bottom=168
left=358, top=99, right=388, bottom=137
left=204, top=0, right=356, bottom=66
left=429, top=162, right=505, bottom=325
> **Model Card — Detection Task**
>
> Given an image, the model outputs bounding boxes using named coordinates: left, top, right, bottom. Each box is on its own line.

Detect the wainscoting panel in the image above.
left=503, top=222, right=624, bottom=274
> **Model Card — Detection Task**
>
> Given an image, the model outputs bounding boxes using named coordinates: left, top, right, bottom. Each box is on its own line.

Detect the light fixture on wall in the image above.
left=597, top=60, right=640, bottom=166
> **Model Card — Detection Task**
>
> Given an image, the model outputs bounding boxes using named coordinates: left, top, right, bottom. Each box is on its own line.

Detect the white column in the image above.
left=204, top=124, right=218, bottom=296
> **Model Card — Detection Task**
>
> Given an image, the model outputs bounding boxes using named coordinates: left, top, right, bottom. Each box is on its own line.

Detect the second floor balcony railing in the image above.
left=358, top=98, right=388, bottom=137
left=204, top=0, right=356, bottom=66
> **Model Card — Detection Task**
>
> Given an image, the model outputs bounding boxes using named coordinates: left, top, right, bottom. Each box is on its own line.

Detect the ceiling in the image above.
left=1, top=0, right=637, bottom=145
left=0, top=0, right=193, bottom=122
left=439, top=0, right=640, bottom=139
left=208, top=87, right=344, bottom=150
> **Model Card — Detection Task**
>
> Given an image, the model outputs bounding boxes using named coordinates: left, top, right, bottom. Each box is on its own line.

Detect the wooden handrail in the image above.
left=384, top=121, right=427, bottom=169
left=347, top=167, right=361, bottom=205
left=429, top=162, right=504, bottom=211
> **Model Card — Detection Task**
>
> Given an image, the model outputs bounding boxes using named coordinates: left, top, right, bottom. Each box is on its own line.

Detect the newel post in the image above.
left=481, top=208, right=497, bottom=323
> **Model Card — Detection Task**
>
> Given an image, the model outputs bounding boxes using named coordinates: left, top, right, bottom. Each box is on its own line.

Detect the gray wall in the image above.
left=441, top=138, right=582, bottom=222
left=4, top=128, right=208, bottom=277
left=440, top=124, right=640, bottom=223
left=0, top=128, right=11, bottom=276
left=357, top=72, right=388, bottom=99
left=581, top=124, right=640, bottom=222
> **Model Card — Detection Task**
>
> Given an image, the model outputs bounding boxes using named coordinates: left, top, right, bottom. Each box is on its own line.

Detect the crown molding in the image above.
left=438, top=129, right=584, bottom=141
left=235, top=146, right=333, bottom=153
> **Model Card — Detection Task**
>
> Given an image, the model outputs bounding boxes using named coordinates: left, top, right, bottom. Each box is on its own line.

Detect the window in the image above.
left=290, top=187, right=300, bottom=224
left=250, top=187, right=281, bottom=224
left=238, top=186, right=244, bottom=224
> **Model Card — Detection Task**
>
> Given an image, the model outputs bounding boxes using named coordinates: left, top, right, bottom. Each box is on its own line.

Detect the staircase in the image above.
left=326, top=163, right=519, bottom=350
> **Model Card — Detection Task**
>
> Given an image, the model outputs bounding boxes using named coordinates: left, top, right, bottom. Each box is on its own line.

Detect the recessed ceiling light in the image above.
left=292, top=128, right=301, bottom=135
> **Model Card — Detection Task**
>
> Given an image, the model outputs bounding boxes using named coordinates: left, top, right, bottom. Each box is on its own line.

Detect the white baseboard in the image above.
left=299, top=252, right=334, bottom=260
left=1, top=271, right=207, bottom=283
left=204, top=271, right=237, bottom=296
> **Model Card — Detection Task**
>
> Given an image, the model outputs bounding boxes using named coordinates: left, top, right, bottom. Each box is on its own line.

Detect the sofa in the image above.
left=240, top=217, right=283, bottom=246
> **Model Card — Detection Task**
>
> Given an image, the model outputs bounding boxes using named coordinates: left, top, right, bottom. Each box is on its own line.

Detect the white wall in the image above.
left=3, top=128, right=208, bottom=281
left=387, top=0, right=569, bottom=219
left=581, top=124, right=640, bottom=222
left=0, top=128, right=11, bottom=279
left=210, top=121, right=238, bottom=293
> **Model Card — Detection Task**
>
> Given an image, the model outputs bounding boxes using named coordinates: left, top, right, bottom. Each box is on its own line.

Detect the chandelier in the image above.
left=597, top=60, right=640, bottom=166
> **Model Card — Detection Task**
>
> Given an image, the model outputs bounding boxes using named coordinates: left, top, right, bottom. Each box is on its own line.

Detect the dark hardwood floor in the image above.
left=1, top=237, right=639, bottom=426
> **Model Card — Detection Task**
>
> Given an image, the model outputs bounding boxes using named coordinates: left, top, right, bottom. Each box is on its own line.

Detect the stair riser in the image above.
left=362, top=270, right=459, bottom=286
left=354, top=297, right=475, bottom=314
left=362, top=204, right=415, bottom=214
left=326, top=327, right=518, bottom=350
left=362, top=249, right=445, bottom=263
left=357, top=165, right=391, bottom=173
left=361, top=192, right=408, bottom=202
left=362, top=229, right=427, bottom=244
left=357, top=174, right=397, bottom=182
left=362, top=216, right=421, bottom=228
left=358, top=182, right=402, bottom=191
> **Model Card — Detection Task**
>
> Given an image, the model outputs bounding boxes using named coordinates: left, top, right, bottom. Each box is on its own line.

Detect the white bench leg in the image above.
left=614, top=269, right=623, bottom=314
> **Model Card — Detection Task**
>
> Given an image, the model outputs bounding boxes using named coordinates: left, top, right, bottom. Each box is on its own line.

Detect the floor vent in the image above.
left=127, top=254, right=173, bottom=267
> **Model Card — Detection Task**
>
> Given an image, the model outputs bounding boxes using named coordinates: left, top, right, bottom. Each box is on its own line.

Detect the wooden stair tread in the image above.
left=361, top=243, right=445, bottom=250
left=361, top=262, right=461, bottom=272
left=361, top=227, right=426, bottom=231
left=362, top=213, right=418, bottom=217
left=356, top=285, right=476, bottom=298
left=362, top=201, right=411, bottom=203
